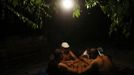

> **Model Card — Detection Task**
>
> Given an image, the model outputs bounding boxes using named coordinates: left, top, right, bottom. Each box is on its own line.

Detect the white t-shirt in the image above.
left=82, top=50, right=89, bottom=58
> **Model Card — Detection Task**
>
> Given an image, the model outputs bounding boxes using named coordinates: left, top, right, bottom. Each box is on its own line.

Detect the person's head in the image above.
left=97, top=47, right=104, bottom=56
left=97, top=47, right=103, bottom=52
left=88, top=48, right=99, bottom=59
left=61, top=42, right=70, bottom=49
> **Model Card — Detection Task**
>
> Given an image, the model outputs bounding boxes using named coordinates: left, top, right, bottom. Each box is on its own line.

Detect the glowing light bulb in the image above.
left=60, top=0, right=74, bottom=11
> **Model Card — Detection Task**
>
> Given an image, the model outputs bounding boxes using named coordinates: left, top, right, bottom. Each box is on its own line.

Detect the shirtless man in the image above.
left=86, top=48, right=115, bottom=75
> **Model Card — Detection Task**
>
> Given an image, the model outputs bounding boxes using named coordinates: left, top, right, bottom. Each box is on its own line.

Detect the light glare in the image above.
left=61, top=0, right=74, bottom=11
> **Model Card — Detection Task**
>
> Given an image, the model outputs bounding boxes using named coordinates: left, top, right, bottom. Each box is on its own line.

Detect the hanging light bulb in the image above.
left=60, top=0, right=74, bottom=11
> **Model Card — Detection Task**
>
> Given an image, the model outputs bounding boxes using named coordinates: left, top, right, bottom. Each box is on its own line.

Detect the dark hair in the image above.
left=88, top=48, right=99, bottom=59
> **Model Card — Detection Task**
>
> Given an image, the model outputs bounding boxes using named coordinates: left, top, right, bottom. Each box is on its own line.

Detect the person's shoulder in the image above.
left=100, top=54, right=113, bottom=63
left=101, top=54, right=110, bottom=59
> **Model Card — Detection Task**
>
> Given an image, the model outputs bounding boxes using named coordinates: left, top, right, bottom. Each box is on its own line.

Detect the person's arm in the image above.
left=58, top=62, right=77, bottom=73
left=79, top=57, right=93, bottom=65
left=69, top=50, right=78, bottom=60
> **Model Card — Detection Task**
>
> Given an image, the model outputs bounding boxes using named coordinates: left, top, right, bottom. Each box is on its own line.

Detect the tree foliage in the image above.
left=84, top=0, right=133, bottom=38
left=1, top=0, right=51, bottom=29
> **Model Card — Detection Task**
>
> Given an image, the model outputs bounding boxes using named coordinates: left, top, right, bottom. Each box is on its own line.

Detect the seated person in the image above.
left=47, top=42, right=78, bottom=75
left=86, top=47, right=115, bottom=75
left=60, top=42, right=78, bottom=61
